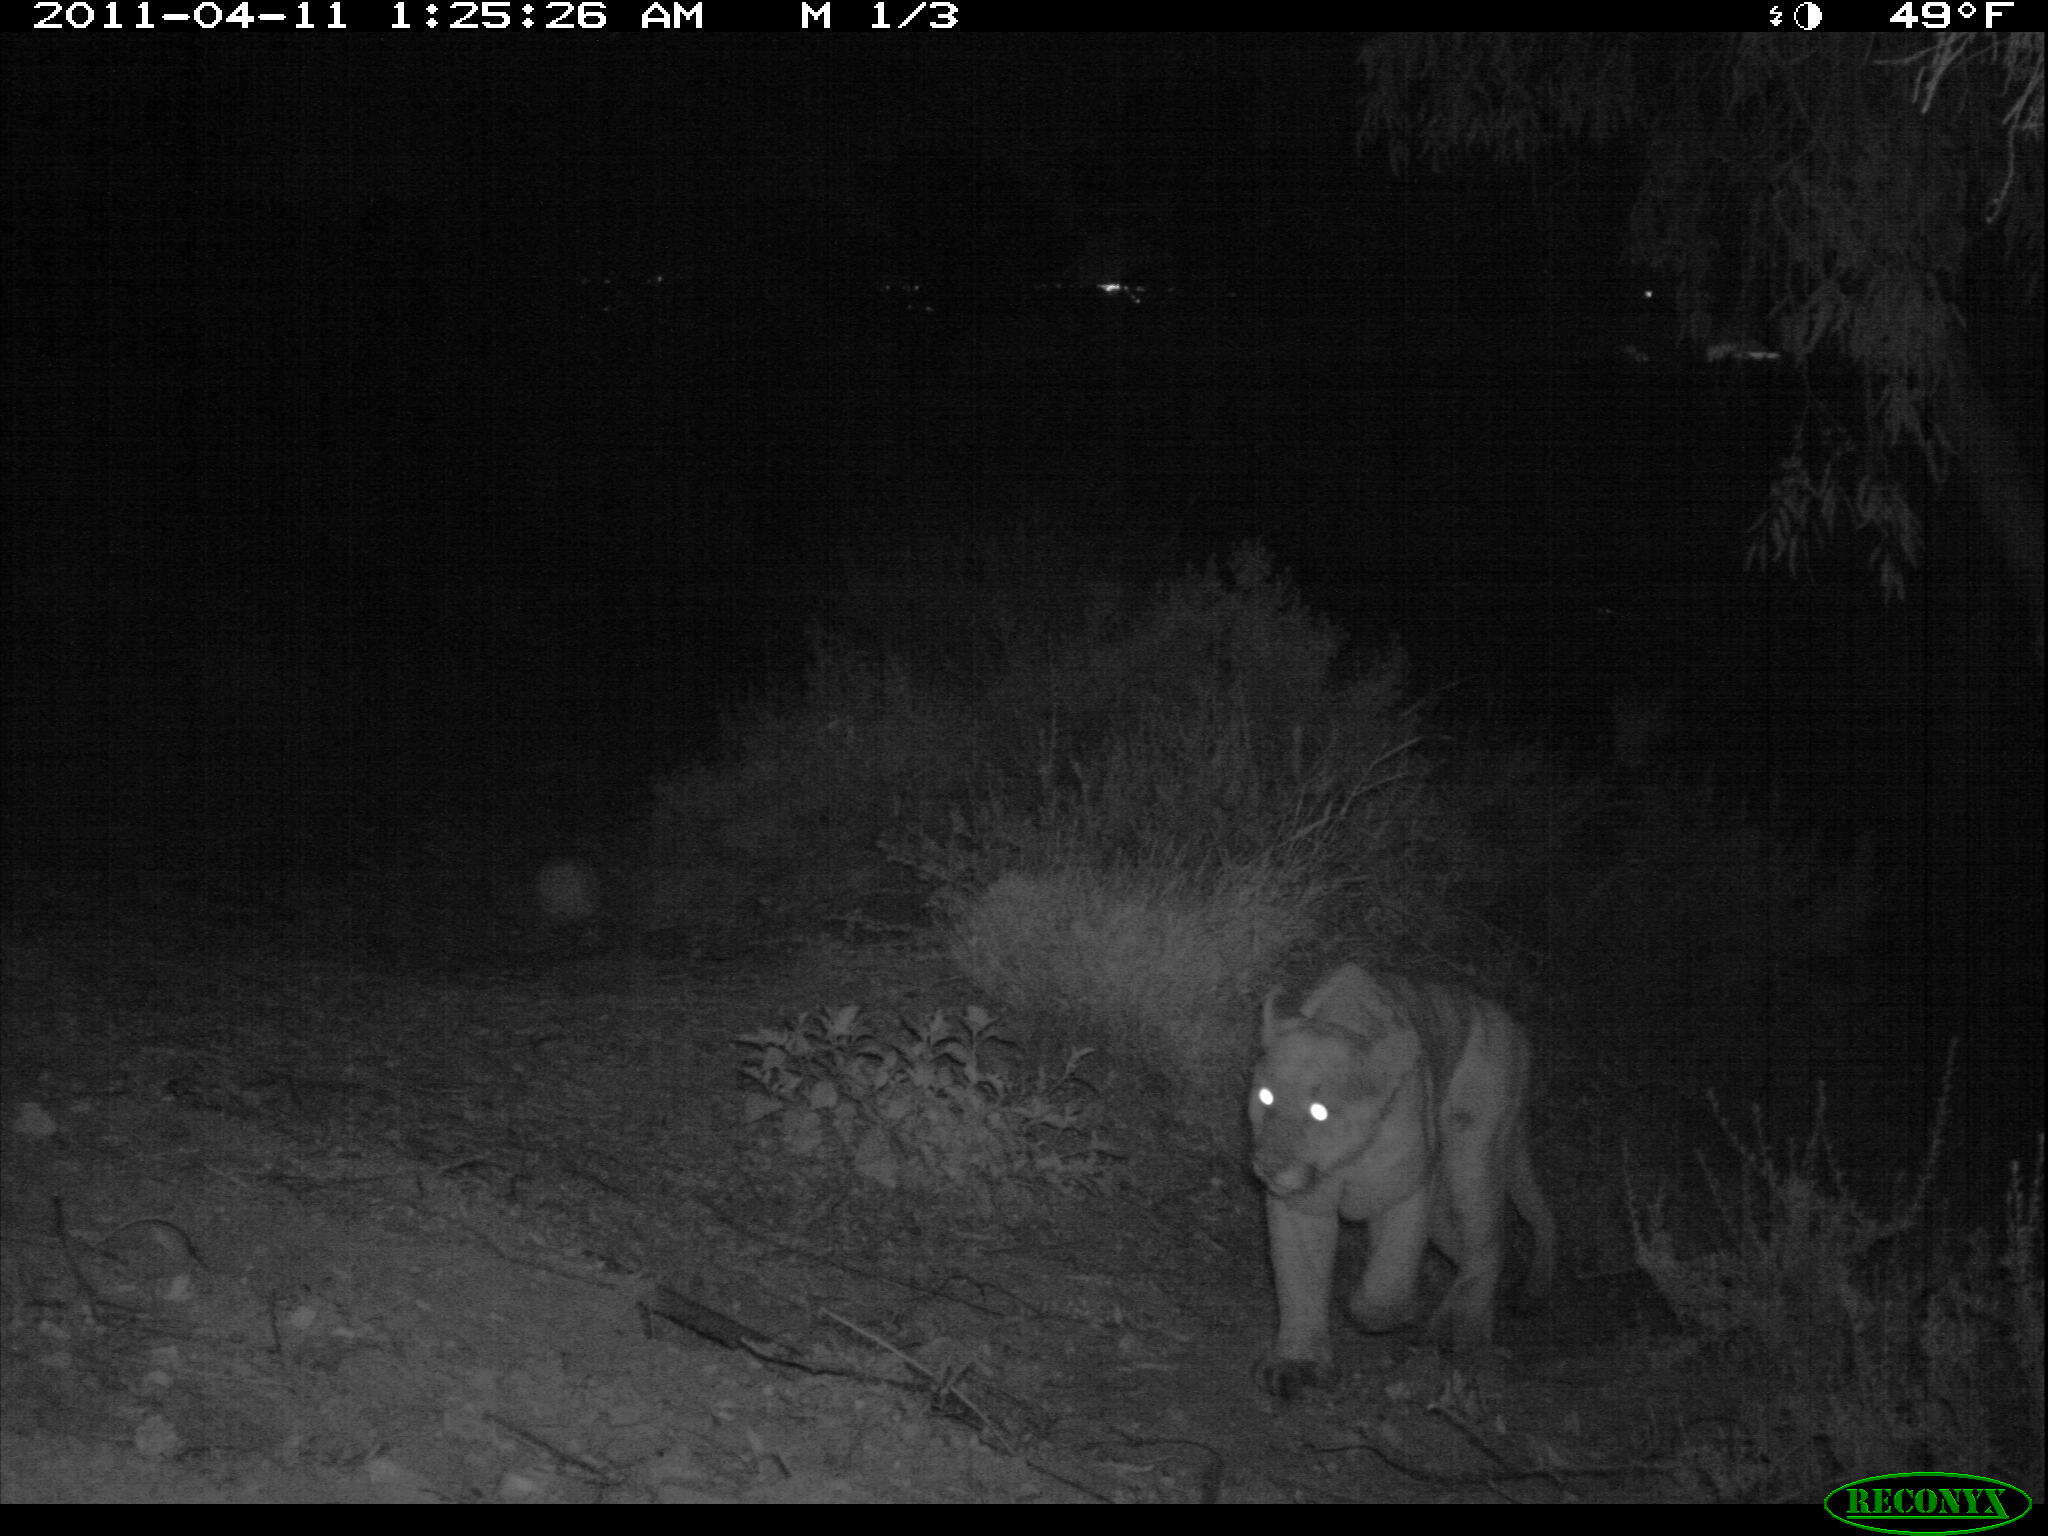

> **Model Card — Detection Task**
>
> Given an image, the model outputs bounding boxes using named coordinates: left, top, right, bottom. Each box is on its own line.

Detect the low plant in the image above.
left=1627, top=1050, right=2043, bottom=1495
left=737, top=1004, right=1122, bottom=1212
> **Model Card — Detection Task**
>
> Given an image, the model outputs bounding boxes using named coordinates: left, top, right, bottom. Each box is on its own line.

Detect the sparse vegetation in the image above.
left=654, top=542, right=1479, bottom=1111
left=736, top=1003, right=1121, bottom=1213
left=1628, top=1056, right=2043, bottom=1498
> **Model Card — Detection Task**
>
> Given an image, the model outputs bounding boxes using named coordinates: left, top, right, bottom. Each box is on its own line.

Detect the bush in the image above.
left=736, top=1003, right=1122, bottom=1215
left=1628, top=1055, right=2043, bottom=1496
left=650, top=540, right=1499, bottom=1114
left=914, top=544, right=1472, bottom=1110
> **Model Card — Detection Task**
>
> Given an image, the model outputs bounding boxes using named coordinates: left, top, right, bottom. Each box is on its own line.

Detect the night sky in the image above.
left=7, top=35, right=1718, bottom=675
left=5, top=35, right=2040, bottom=1050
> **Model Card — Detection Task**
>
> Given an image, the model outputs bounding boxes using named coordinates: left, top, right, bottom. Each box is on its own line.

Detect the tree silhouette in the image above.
left=1358, top=33, right=2044, bottom=660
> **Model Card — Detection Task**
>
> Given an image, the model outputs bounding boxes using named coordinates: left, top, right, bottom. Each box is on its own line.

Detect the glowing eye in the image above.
left=1309, top=1102, right=1328, bottom=1122
left=1256, top=1087, right=1273, bottom=1107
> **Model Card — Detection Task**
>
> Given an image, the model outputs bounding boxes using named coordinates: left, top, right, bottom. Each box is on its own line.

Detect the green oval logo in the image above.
left=1825, top=1473, right=2032, bottom=1535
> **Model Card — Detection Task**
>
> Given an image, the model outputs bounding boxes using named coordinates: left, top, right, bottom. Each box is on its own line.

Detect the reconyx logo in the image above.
left=1826, top=1472, right=2032, bottom=1535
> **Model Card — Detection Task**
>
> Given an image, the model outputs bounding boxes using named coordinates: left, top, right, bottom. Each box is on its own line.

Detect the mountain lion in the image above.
left=1249, top=964, right=1555, bottom=1396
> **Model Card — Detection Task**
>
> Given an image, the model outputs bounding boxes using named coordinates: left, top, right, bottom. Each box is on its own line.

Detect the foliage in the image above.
left=736, top=1003, right=1122, bottom=1213
left=1627, top=1062, right=2043, bottom=1496
left=640, top=643, right=976, bottom=935
left=647, top=542, right=1482, bottom=1116
left=903, top=544, right=1483, bottom=1110
left=945, top=864, right=1315, bottom=1110
left=1357, top=33, right=2044, bottom=610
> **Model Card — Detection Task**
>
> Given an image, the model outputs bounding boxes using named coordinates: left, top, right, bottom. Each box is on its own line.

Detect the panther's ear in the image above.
left=1299, top=963, right=1372, bottom=1030
left=1260, top=986, right=1287, bottom=1047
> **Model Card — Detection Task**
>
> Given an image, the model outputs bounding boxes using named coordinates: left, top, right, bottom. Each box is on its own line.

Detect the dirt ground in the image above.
left=2, top=883, right=1708, bottom=1504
